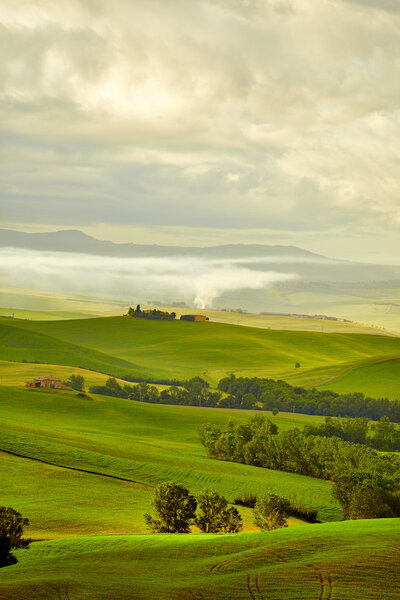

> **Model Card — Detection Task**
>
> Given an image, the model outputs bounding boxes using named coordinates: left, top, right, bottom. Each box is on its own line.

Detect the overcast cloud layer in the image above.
left=1, top=0, right=399, bottom=246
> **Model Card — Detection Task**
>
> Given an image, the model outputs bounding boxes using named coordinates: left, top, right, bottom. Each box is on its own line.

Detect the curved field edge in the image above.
left=2, top=519, right=400, bottom=600
left=284, top=354, right=400, bottom=399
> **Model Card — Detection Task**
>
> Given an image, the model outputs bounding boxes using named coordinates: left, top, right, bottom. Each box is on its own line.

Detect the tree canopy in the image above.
left=0, top=507, right=31, bottom=567
left=144, top=482, right=197, bottom=533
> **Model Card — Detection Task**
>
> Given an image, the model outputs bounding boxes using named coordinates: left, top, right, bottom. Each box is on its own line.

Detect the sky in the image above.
left=1, top=0, right=399, bottom=263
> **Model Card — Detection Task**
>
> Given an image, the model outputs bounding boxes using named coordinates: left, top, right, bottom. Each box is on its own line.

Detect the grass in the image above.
left=0, top=300, right=399, bottom=598
left=0, top=360, right=164, bottom=391
left=0, top=308, right=102, bottom=320
left=0, top=384, right=337, bottom=541
left=1, top=519, right=399, bottom=599
left=1, top=316, right=400, bottom=397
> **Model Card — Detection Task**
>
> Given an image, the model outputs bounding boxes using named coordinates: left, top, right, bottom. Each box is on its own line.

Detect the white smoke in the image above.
left=0, top=247, right=298, bottom=308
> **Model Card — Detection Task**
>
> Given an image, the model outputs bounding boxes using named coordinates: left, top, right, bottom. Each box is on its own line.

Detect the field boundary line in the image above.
left=0, top=446, right=154, bottom=488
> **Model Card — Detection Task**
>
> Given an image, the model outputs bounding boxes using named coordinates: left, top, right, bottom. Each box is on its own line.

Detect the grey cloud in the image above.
left=1, top=0, right=400, bottom=234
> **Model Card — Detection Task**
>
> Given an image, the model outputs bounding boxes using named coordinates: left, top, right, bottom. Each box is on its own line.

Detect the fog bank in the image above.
left=0, top=248, right=298, bottom=308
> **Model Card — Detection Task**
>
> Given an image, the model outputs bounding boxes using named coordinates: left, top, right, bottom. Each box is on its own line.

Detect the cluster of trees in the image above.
left=199, top=415, right=400, bottom=520
left=218, top=374, right=400, bottom=422
left=144, top=482, right=294, bottom=534
left=0, top=507, right=30, bottom=568
left=144, top=482, right=242, bottom=533
left=127, top=305, right=176, bottom=320
left=63, top=374, right=85, bottom=391
left=303, top=416, right=400, bottom=452
left=89, top=376, right=223, bottom=407
left=89, top=372, right=400, bottom=427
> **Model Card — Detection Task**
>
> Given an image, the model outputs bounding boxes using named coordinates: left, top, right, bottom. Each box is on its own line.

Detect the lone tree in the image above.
left=253, top=493, right=290, bottom=531
left=144, top=482, right=197, bottom=533
left=63, top=374, right=85, bottom=391
left=195, top=490, right=243, bottom=533
left=0, top=507, right=31, bottom=567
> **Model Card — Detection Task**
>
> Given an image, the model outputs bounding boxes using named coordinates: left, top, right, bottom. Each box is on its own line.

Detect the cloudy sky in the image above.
left=1, top=0, right=399, bottom=263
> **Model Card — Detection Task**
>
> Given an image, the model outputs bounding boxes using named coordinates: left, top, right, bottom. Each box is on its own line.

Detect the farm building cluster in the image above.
left=26, top=376, right=71, bottom=390
left=127, top=305, right=209, bottom=322
left=180, top=314, right=208, bottom=322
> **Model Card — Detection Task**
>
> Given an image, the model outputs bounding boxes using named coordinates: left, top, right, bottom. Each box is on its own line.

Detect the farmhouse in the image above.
left=180, top=314, right=208, bottom=322
left=26, top=376, right=71, bottom=390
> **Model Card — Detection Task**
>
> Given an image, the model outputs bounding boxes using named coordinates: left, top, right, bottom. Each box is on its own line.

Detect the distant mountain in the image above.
left=1, top=228, right=400, bottom=283
left=0, top=228, right=322, bottom=259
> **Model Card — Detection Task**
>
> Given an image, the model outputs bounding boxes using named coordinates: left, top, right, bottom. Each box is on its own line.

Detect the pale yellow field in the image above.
left=0, top=361, right=169, bottom=391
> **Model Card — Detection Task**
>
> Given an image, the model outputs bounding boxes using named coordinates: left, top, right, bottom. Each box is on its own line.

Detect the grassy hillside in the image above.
left=0, top=384, right=337, bottom=541
left=2, top=315, right=399, bottom=397
left=147, top=305, right=396, bottom=335
left=0, top=284, right=126, bottom=313
left=2, top=519, right=399, bottom=600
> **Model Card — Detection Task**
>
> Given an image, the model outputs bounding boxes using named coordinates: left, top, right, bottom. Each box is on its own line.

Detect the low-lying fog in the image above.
left=1, top=247, right=299, bottom=308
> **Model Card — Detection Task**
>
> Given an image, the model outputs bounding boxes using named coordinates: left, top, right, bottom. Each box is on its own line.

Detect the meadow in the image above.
left=1, top=520, right=399, bottom=599
left=1, top=314, right=400, bottom=397
left=0, top=384, right=336, bottom=541
left=0, top=311, right=399, bottom=598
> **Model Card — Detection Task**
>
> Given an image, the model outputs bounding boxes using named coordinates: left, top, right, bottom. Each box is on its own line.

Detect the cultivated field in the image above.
left=2, top=520, right=399, bottom=599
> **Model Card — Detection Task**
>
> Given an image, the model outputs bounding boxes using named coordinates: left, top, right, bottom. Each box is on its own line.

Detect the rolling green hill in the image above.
left=2, top=519, right=399, bottom=600
left=0, top=385, right=336, bottom=542
left=1, top=315, right=399, bottom=397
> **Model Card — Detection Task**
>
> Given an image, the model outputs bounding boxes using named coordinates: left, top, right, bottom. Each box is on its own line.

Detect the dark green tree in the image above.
left=63, top=374, right=85, bottom=391
left=254, top=494, right=290, bottom=531
left=195, top=490, right=243, bottom=533
left=144, top=482, right=197, bottom=533
left=0, top=507, right=31, bottom=567
left=333, top=472, right=398, bottom=520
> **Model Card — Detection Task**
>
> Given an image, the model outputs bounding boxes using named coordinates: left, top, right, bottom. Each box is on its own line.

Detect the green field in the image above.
left=1, top=310, right=400, bottom=598
left=0, top=384, right=336, bottom=541
left=1, top=314, right=400, bottom=397
left=2, top=519, right=399, bottom=599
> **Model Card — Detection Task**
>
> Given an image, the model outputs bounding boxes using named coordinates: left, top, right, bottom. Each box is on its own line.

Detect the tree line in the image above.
left=127, top=305, right=176, bottom=320
left=218, top=374, right=400, bottom=422
left=89, top=376, right=223, bottom=407
left=90, top=373, right=400, bottom=423
left=88, top=376, right=400, bottom=448
left=199, top=415, right=400, bottom=520
left=303, top=415, right=400, bottom=452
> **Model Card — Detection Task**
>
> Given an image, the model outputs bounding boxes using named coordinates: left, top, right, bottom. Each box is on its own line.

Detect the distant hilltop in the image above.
left=1, top=228, right=400, bottom=283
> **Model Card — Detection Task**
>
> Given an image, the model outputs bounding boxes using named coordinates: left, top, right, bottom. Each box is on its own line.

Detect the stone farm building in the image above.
left=180, top=314, right=208, bottom=322
left=26, top=377, right=71, bottom=390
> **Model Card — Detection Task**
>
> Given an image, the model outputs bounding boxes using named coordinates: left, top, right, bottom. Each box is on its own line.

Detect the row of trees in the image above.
left=218, top=374, right=400, bottom=422
left=144, top=482, right=294, bottom=534
left=89, top=376, right=223, bottom=407
left=144, top=483, right=242, bottom=533
left=303, top=415, right=400, bottom=452
left=89, top=373, right=400, bottom=428
left=199, top=415, right=400, bottom=520
left=127, top=305, right=176, bottom=320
